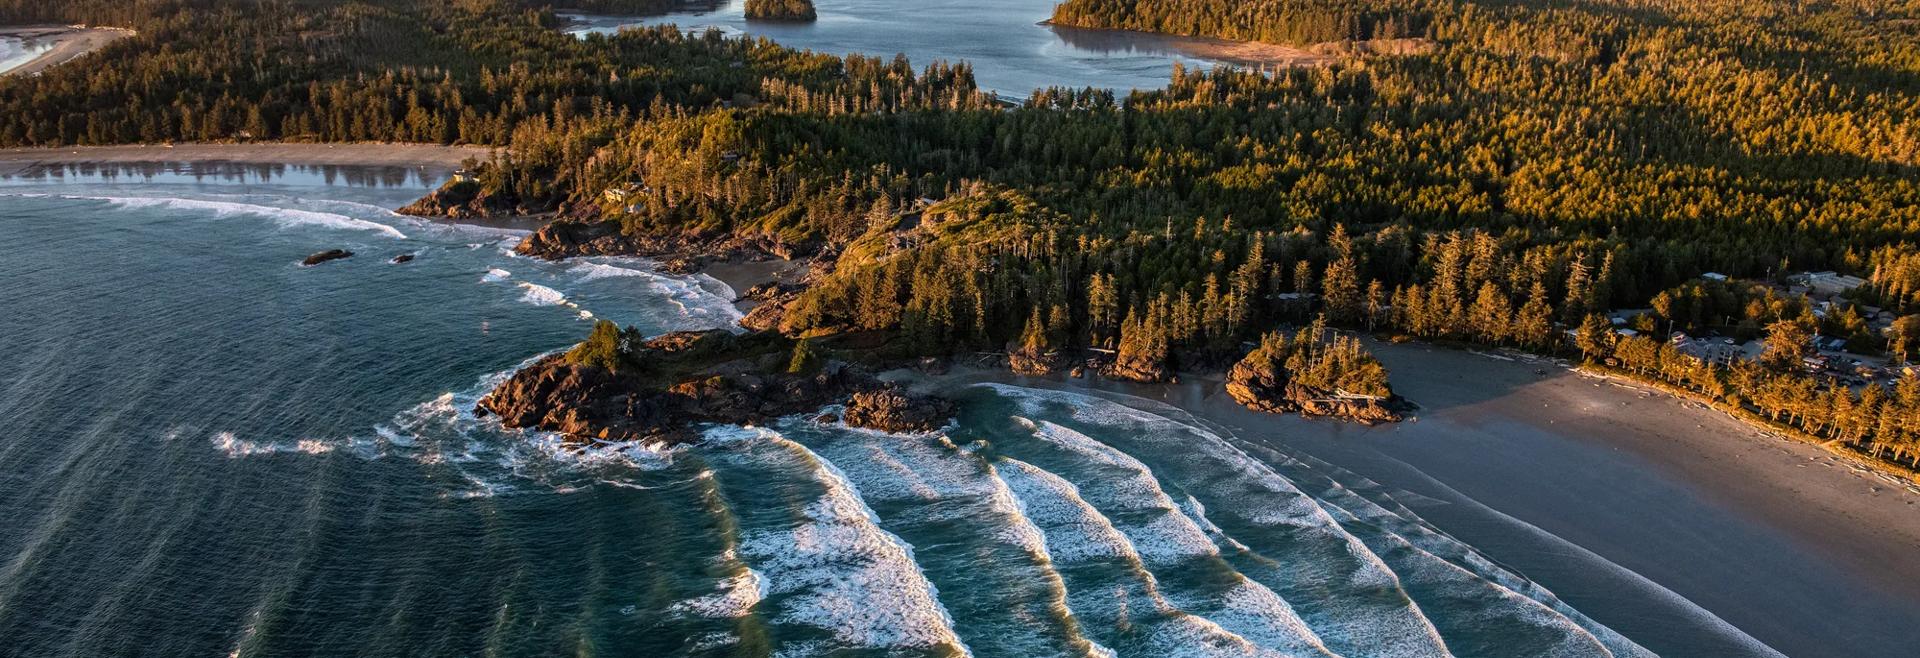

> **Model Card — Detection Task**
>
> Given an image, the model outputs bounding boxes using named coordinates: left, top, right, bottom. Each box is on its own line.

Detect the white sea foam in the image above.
left=671, top=569, right=767, bottom=619
left=516, top=281, right=572, bottom=307
left=713, top=427, right=970, bottom=654
left=570, top=259, right=746, bottom=327
left=1018, top=418, right=1219, bottom=563
left=996, top=458, right=1138, bottom=564
left=42, top=194, right=410, bottom=239
left=995, top=458, right=1297, bottom=657
left=481, top=268, right=512, bottom=283
left=210, top=432, right=352, bottom=458
left=986, top=385, right=1452, bottom=658
left=1007, top=424, right=1336, bottom=657
left=569, top=260, right=655, bottom=282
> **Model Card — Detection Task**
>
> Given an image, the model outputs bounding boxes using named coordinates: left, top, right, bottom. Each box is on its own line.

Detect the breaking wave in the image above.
left=31, top=194, right=410, bottom=239
left=515, top=281, right=572, bottom=307
left=567, top=259, right=744, bottom=326
left=704, top=426, right=972, bottom=654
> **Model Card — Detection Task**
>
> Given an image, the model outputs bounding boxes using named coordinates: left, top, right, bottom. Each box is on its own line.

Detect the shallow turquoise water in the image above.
left=0, top=166, right=1692, bottom=656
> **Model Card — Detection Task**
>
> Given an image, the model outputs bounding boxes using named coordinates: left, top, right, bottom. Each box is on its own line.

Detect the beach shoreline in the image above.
left=0, top=143, right=492, bottom=176
left=701, top=257, right=803, bottom=311
left=1043, top=21, right=1435, bottom=68
left=914, top=341, right=1920, bottom=657
left=0, top=25, right=132, bottom=77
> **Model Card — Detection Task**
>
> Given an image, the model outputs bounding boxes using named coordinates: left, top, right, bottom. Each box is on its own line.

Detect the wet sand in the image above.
left=0, top=25, right=131, bottom=77
left=933, top=342, right=1920, bottom=657
left=0, top=143, right=491, bottom=176
left=702, top=257, right=803, bottom=310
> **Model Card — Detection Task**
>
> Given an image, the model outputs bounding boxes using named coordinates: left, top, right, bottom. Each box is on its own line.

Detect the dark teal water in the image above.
left=0, top=167, right=1753, bottom=657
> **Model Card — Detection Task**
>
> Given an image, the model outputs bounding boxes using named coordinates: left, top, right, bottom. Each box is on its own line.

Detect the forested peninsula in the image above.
left=5, top=0, right=1920, bottom=461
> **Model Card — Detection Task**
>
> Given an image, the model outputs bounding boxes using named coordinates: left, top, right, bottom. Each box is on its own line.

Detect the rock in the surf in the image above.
left=302, top=249, right=353, bottom=266
left=843, top=386, right=955, bottom=433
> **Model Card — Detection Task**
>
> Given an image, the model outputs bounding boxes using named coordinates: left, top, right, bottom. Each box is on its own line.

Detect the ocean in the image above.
left=0, top=166, right=1698, bottom=656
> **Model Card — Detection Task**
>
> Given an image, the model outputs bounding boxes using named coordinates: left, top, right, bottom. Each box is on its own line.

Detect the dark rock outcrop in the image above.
left=302, top=249, right=353, bottom=266
left=1104, top=353, right=1169, bottom=383
left=657, top=256, right=699, bottom=275
left=739, top=302, right=788, bottom=332
left=514, top=219, right=813, bottom=262
left=391, top=253, right=415, bottom=264
left=1008, top=349, right=1059, bottom=376
left=513, top=220, right=642, bottom=259
left=396, top=180, right=538, bottom=219
left=843, top=386, right=955, bottom=433
left=1226, top=353, right=1404, bottom=424
left=475, top=355, right=680, bottom=442
left=475, top=330, right=953, bottom=444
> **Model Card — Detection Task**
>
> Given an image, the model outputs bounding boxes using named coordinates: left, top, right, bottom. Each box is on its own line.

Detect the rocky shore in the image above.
left=512, top=219, right=813, bottom=262
left=1225, top=357, right=1405, bottom=424
left=474, top=328, right=953, bottom=443
left=1221, top=328, right=1408, bottom=424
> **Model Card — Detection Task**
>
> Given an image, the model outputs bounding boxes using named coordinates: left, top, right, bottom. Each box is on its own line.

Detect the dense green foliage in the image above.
left=1244, top=320, right=1394, bottom=398
left=564, top=319, right=644, bottom=371
left=744, top=0, right=815, bottom=22
left=8, top=0, right=1920, bottom=465
left=1051, top=0, right=1430, bottom=45
left=1602, top=323, right=1920, bottom=469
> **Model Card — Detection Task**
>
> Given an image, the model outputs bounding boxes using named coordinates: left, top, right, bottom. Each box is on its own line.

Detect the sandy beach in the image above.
left=0, top=143, right=492, bottom=177
left=932, top=342, right=1920, bottom=657
left=702, top=257, right=804, bottom=310
left=0, top=25, right=131, bottom=77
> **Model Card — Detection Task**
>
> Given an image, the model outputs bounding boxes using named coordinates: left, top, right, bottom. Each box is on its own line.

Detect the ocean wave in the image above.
left=34, top=194, right=410, bottom=239
left=993, top=383, right=1665, bottom=656
left=994, top=457, right=1288, bottom=656
left=567, top=258, right=745, bottom=327
left=985, top=384, right=1451, bottom=657
left=209, top=431, right=369, bottom=459
left=1017, top=417, right=1219, bottom=564
left=1003, top=424, right=1336, bottom=657
left=1258, top=445, right=1660, bottom=658
left=515, top=281, right=573, bottom=307
left=480, top=268, right=511, bottom=283
left=670, top=569, right=767, bottom=619
left=710, top=426, right=971, bottom=654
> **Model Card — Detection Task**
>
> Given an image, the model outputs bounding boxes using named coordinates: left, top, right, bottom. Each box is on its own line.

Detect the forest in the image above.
left=3, top=0, right=1919, bottom=463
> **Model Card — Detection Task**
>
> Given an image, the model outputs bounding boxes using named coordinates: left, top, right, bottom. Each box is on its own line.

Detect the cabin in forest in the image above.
left=1793, top=271, right=1867, bottom=296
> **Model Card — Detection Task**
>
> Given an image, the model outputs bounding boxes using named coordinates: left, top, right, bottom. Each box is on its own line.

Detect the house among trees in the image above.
left=1793, top=271, right=1868, bottom=296
left=450, top=169, right=478, bottom=183
left=603, top=184, right=641, bottom=204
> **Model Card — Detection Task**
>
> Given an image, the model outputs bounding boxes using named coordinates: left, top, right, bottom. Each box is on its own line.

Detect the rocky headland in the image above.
left=1223, top=327, right=1406, bottom=424
left=475, top=326, right=954, bottom=444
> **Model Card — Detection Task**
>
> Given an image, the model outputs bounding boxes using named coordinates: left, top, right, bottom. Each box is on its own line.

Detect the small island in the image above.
left=476, top=321, right=954, bottom=443
left=743, top=0, right=816, bottom=22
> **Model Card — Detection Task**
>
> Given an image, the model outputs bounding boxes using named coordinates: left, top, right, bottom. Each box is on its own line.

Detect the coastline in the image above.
left=701, top=257, right=803, bottom=311
left=1043, top=21, right=1435, bottom=68
left=0, top=143, right=493, bottom=177
left=0, top=25, right=131, bottom=77
left=916, top=341, right=1920, bottom=657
